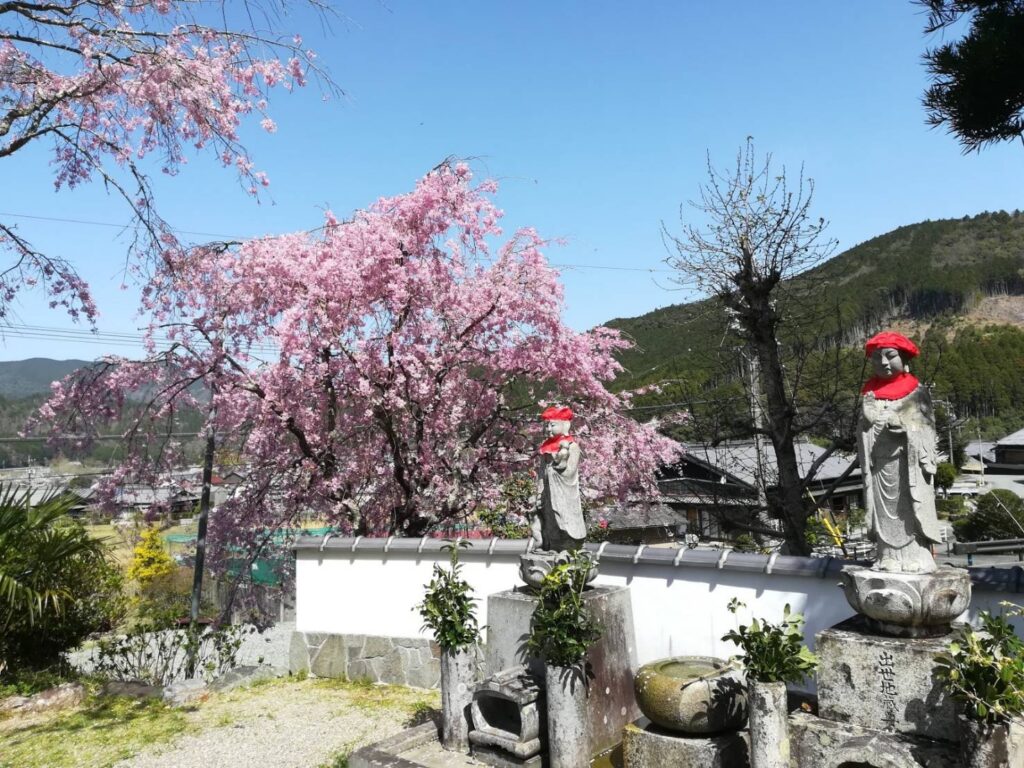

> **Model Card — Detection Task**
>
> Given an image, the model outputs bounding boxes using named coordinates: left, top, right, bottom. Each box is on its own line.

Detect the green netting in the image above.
left=162, top=525, right=334, bottom=545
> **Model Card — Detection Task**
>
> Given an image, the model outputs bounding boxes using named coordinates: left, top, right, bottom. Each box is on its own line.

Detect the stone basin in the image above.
left=633, top=655, right=747, bottom=734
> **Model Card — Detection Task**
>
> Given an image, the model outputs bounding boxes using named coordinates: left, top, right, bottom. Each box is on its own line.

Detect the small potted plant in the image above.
left=934, top=603, right=1024, bottom=768
left=416, top=540, right=481, bottom=751
left=526, top=550, right=602, bottom=768
left=722, top=599, right=818, bottom=768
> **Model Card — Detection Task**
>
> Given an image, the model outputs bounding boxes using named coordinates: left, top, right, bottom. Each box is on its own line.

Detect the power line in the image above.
left=0, top=210, right=677, bottom=274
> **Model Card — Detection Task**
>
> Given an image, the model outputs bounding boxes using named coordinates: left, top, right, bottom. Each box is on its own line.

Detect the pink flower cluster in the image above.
left=37, top=165, right=679, bottom=575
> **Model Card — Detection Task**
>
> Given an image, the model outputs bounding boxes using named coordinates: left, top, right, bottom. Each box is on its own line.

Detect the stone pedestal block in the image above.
left=621, top=719, right=749, bottom=768
left=790, top=711, right=958, bottom=768
left=815, top=617, right=957, bottom=742
left=482, top=585, right=639, bottom=759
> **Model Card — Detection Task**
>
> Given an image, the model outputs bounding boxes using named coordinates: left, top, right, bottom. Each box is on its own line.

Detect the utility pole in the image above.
left=190, top=419, right=216, bottom=625
left=744, top=348, right=770, bottom=520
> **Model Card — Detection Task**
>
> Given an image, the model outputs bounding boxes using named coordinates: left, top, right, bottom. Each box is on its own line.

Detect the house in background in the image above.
left=985, top=429, right=1024, bottom=472
left=655, top=439, right=862, bottom=541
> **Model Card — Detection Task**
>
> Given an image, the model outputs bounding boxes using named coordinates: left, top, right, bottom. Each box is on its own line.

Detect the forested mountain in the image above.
left=0, top=358, right=89, bottom=398
left=608, top=211, right=1024, bottom=436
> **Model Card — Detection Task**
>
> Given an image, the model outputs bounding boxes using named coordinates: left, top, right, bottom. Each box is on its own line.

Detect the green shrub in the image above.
left=722, top=599, right=818, bottom=684
left=936, top=497, right=966, bottom=520
left=0, top=486, right=125, bottom=675
left=732, top=533, right=758, bottom=553
left=526, top=550, right=601, bottom=668
left=935, top=604, right=1024, bottom=724
left=415, top=541, right=480, bottom=652
left=94, top=623, right=253, bottom=685
left=953, top=489, right=1024, bottom=541
left=935, top=462, right=957, bottom=493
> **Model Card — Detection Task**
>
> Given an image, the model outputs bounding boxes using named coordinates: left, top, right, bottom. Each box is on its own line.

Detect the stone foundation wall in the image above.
left=289, top=631, right=484, bottom=689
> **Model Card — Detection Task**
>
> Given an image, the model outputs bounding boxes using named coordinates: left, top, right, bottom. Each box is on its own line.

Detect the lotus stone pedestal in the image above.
left=840, top=565, right=971, bottom=638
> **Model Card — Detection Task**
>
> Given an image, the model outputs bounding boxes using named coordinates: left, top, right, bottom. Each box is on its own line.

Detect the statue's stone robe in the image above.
left=533, top=441, right=585, bottom=551
left=858, top=384, right=941, bottom=573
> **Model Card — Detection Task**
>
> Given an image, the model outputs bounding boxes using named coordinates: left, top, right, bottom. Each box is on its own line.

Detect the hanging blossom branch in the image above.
left=0, top=0, right=342, bottom=321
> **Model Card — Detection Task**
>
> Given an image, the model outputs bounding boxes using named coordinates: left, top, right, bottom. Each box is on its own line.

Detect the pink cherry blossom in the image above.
left=35, top=164, right=679, bottom=600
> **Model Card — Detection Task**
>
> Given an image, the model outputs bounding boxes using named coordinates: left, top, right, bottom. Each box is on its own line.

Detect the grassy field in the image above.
left=0, top=676, right=440, bottom=768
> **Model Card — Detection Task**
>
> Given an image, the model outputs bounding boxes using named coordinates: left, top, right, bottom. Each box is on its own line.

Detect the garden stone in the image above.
left=789, top=711, right=959, bottom=767
left=958, top=717, right=1024, bottom=768
left=468, top=665, right=545, bottom=765
left=102, top=680, right=163, bottom=699
left=633, top=656, right=746, bottom=734
left=209, top=664, right=282, bottom=693
left=481, top=584, right=638, bottom=758
left=0, top=682, right=86, bottom=713
left=840, top=565, right=971, bottom=638
left=162, top=677, right=208, bottom=706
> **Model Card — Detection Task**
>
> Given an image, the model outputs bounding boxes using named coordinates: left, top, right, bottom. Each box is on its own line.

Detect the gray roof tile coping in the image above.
left=293, top=536, right=1021, bottom=592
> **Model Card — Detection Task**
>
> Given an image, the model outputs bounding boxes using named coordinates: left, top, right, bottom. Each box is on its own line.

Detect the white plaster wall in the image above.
left=295, top=548, right=859, bottom=666
left=295, top=549, right=522, bottom=639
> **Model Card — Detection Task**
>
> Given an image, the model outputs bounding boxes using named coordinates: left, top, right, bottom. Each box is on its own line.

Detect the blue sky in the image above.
left=1, top=1, right=1021, bottom=361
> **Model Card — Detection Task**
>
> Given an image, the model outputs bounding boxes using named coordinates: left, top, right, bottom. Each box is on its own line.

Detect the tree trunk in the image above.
left=752, top=328, right=811, bottom=555
left=190, top=427, right=216, bottom=623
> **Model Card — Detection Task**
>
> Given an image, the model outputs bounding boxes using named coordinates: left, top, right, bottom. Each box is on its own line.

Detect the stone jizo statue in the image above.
left=531, top=405, right=586, bottom=553
left=858, top=331, right=942, bottom=574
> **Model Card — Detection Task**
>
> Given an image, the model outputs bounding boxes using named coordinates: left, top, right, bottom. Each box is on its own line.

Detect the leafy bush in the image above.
left=937, top=497, right=966, bottom=520
left=127, top=527, right=175, bottom=587
left=0, top=486, right=125, bottom=675
left=953, top=489, right=1024, bottom=541
left=585, top=517, right=611, bottom=543
left=722, top=599, right=818, bottom=685
left=526, top=550, right=601, bottom=668
left=415, top=542, right=481, bottom=652
left=732, top=533, right=759, bottom=553
left=935, top=462, right=957, bottom=493
left=94, top=623, right=253, bottom=686
left=935, top=604, right=1024, bottom=724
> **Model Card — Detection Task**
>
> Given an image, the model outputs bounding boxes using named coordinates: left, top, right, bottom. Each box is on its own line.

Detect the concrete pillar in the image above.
left=749, top=680, right=789, bottom=768
left=545, top=663, right=590, bottom=768
left=440, top=648, right=474, bottom=751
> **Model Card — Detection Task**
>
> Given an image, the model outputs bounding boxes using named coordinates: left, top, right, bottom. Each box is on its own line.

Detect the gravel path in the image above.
left=114, top=679, right=438, bottom=768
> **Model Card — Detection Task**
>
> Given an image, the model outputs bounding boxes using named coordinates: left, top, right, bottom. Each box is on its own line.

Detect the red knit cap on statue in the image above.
left=541, top=406, right=574, bottom=421
left=864, top=331, right=919, bottom=359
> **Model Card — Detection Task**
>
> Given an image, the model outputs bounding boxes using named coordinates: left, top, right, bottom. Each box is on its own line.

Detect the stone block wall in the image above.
left=289, top=631, right=484, bottom=689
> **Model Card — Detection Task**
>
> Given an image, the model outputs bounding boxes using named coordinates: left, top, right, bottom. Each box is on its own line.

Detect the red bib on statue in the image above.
left=861, top=372, right=919, bottom=400
left=539, top=435, right=575, bottom=454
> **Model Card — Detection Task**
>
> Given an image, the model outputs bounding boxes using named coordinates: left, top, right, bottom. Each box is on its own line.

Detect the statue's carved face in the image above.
left=543, top=419, right=571, bottom=438
left=871, top=347, right=905, bottom=380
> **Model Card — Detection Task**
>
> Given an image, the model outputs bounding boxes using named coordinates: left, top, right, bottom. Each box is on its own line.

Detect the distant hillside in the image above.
left=602, top=214, right=1024, bottom=436
left=0, top=358, right=89, bottom=398
left=608, top=211, right=1024, bottom=388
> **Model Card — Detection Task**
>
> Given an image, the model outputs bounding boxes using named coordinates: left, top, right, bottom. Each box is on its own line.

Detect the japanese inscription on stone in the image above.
left=878, top=650, right=898, bottom=728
